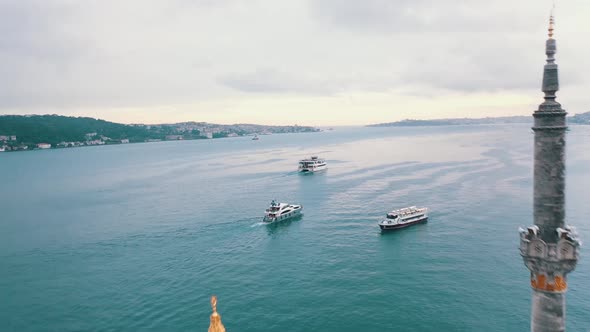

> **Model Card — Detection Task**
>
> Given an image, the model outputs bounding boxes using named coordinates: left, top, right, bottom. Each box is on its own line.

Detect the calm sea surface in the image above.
left=1, top=125, right=589, bottom=331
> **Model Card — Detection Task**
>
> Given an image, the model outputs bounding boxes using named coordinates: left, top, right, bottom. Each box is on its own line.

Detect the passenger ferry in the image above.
left=263, top=200, right=303, bottom=223
left=378, top=206, right=428, bottom=231
left=298, top=156, right=327, bottom=173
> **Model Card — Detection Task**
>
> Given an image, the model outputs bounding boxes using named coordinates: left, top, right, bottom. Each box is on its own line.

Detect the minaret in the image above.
left=519, top=13, right=581, bottom=332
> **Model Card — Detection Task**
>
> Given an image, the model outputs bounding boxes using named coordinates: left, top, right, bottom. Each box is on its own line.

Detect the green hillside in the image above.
left=0, top=115, right=162, bottom=146
left=0, top=115, right=319, bottom=151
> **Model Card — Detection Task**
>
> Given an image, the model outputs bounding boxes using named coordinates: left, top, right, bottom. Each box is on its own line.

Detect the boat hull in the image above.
left=379, top=216, right=428, bottom=231
left=298, top=165, right=327, bottom=173
left=263, top=208, right=303, bottom=223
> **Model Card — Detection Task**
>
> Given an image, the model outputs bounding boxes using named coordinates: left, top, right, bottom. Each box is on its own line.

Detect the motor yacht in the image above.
left=263, top=200, right=303, bottom=223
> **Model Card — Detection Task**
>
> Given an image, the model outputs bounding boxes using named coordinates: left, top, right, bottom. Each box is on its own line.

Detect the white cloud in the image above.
left=0, top=0, right=588, bottom=124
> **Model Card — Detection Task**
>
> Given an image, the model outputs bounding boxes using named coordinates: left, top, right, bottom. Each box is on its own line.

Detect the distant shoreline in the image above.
left=0, top=114, right=320, bottom=153
left=367, top=112, right=590, bottom=127
left=0, top=130, right=321, bottom=153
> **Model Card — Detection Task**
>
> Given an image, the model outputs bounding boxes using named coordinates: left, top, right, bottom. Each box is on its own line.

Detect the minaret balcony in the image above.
left=519, top=226, right=581, bottom=292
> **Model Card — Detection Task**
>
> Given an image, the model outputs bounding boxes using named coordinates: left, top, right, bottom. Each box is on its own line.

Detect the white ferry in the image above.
left=298, top=156, right=327, bottom=173
left=378, top=206, right=428, bottom=231
left=263, top=200, right=303, bottom=223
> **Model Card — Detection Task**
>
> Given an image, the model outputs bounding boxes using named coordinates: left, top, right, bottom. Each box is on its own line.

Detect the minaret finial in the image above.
left=211, top=296, right=218, bottom=313
left=548, top=10, right=555, bottom=38
left=208, top=296, right=226, bottom=332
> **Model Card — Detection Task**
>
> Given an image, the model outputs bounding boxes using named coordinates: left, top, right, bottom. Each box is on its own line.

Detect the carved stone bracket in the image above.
left=519, top=225, right=581, bottom=293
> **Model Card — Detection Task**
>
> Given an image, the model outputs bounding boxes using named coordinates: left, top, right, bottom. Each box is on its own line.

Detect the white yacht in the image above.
left=378, top=206, right=428, bottom=231
left=298, top=156, right=327, bottom=173
left=263, top=200, right=303, bottom=223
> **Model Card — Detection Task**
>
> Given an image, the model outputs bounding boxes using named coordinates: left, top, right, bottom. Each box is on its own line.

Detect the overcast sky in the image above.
left=1, top=0, right=588, bottom=125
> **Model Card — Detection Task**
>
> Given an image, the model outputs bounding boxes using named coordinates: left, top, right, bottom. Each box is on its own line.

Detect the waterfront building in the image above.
left=37, top=143, right=51, bottom=149
left=519, top=14, right=581, bottom=332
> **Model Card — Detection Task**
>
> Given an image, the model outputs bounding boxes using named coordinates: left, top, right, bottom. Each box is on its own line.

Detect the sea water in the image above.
left=1, top=125, right=589, bottom=331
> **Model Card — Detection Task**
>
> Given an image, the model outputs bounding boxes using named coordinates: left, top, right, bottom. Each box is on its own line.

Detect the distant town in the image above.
left=0, top=115, right=320, bottom=152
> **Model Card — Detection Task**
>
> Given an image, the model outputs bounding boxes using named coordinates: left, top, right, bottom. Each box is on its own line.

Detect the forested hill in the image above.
left=0, top=115, right=319, bottom=151
left=0, top=115, right=153, bottom=145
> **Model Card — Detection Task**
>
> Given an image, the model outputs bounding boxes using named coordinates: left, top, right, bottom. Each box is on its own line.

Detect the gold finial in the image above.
left=208, top=296, right=226, bottom=332
left=548, top=3, right=555, bottom=38
left=211, top=296, right=218, bottom=313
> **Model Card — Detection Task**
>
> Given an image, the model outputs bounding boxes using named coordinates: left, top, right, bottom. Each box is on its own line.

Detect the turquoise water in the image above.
left=1, top=125, right=589, bottom=331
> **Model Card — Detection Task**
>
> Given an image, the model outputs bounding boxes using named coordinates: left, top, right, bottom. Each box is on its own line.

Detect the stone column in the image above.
left=519, top=15, right=581, bottom=332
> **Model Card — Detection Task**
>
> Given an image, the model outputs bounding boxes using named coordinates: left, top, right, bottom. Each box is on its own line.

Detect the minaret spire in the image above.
left=520, top=8, right=581, bottom=332
left=541, top=12, right=559, bottom=108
